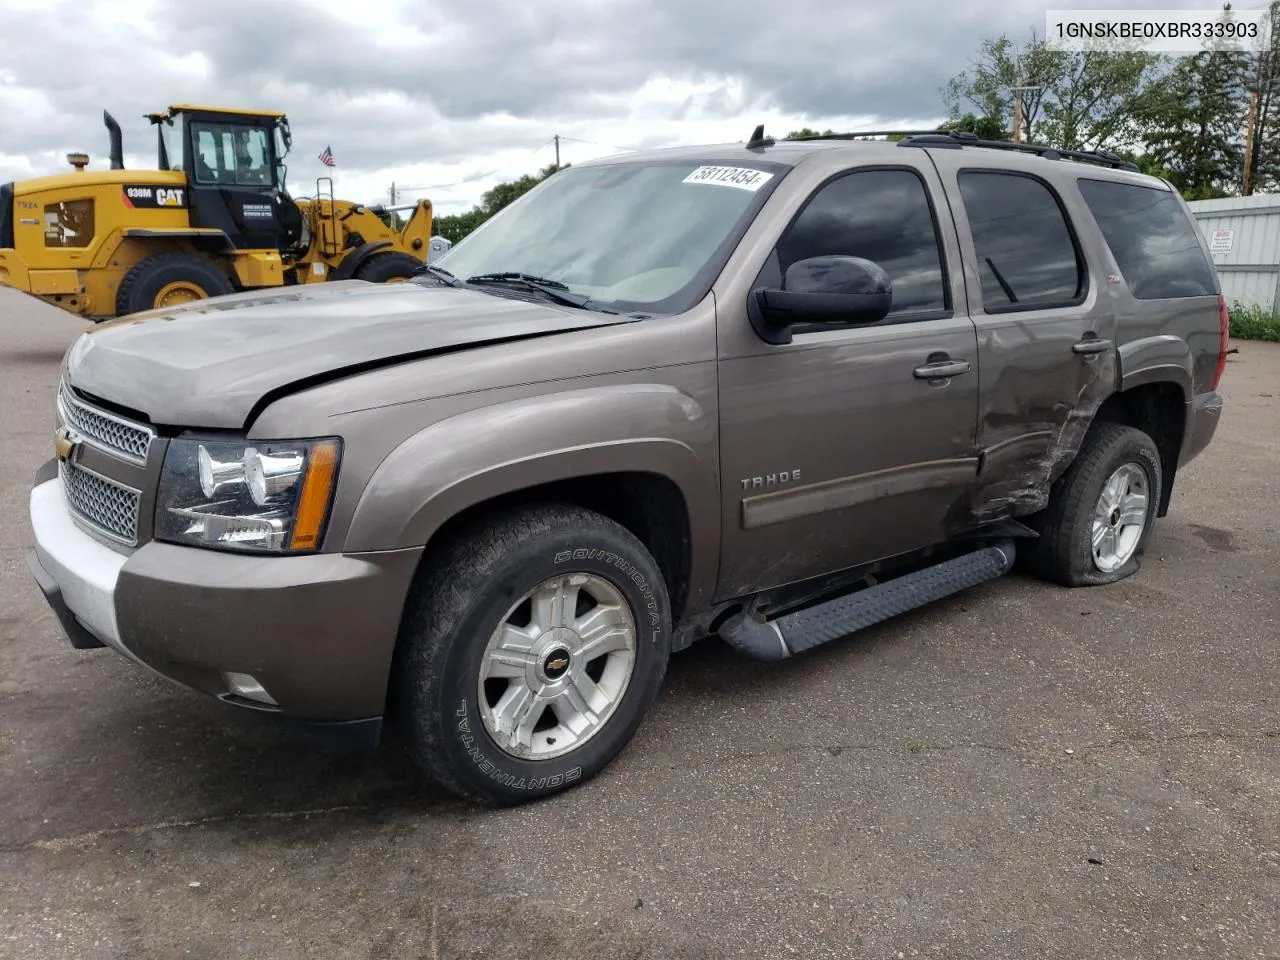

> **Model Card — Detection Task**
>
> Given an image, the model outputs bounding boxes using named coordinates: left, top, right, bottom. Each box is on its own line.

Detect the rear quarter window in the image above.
left=1076, top=179, right=1219, bottom=300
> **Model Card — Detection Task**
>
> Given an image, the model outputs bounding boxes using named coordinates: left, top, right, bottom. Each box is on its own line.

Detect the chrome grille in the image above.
left=59, top=460, right=141, bottom=546
left=57, top=381, right=154, bottom=465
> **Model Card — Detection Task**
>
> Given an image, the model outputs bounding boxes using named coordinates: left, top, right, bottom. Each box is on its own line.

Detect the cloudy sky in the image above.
left=1, top=0, right=1226, bottom=215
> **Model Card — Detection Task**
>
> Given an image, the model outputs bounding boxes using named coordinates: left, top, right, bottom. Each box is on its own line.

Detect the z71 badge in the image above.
left=122, top=185, right=187, bottom=209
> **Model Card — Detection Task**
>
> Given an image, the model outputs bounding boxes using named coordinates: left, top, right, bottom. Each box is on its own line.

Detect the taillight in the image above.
left=1212, top=294, right=1229, bottom=391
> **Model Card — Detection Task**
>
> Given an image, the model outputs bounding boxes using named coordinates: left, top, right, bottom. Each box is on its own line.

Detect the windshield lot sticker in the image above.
left=682, top=166, right=774, bottom=191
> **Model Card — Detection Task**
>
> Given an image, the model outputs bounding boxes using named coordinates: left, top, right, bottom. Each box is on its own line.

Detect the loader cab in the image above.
left=148, top=104, right=302, bottom=251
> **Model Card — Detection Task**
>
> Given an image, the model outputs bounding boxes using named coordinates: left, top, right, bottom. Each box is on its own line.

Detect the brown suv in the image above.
left=25, top=128, right=1227, bottom=804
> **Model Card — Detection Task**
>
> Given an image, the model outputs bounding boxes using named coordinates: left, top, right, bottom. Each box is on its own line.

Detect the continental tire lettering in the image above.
left=553, top=547, right=663, bottom=639
left=454, top=698, right=582, bottom=790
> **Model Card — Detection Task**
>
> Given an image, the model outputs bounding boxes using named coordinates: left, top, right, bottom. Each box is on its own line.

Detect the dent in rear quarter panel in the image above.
left=1114, top=286, right=1223, bottom=395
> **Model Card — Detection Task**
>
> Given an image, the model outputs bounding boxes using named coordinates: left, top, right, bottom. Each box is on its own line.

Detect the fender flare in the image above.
left=1118, top=334, right=1193, bottom=397
left=330, top=240, right=394, bottom=281
left=342, top=383, right=721, bottom=612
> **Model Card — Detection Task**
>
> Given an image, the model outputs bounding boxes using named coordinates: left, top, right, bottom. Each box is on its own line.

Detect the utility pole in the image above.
left=1242, top=76, right=1280, bottom=195
left=554, top=134, right=561, bottom=170
left=389, top=181, right=398, bottom=205
left=1244, top=90, right=1260, bottom=195
left=1009, top=53, right=1042, bottom=144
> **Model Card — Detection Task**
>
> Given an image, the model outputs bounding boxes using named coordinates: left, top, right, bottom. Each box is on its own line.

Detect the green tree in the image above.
left=940, top=113, right=1009, bottom=139
left=432, top=162, right=566, bottom=244
left=945, top=32, right=1172, bottom=150
left=944, top=34, right=1057, bottom=141
left=1244, top=0, right=1280, bottom=193
left=1140, top=23, right=1249, bottom=199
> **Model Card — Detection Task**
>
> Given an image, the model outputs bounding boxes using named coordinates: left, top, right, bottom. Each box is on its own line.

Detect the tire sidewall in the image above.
left=1068, top=430, right=1163, bottom=584
left=355, top=253, right=420, bottom=283
left=427, top=523, right=670, bottom=803
left=119, top=255, right=232, bottom=314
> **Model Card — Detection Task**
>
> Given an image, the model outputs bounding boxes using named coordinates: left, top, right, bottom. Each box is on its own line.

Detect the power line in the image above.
left=392, top=133, right=642, bottom=197
left=396, top=136, right=557, bottom=194
left=558, top=135, right=641, bottom=152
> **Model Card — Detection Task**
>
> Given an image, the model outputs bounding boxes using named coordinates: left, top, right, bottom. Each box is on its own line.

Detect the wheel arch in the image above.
left=343, top=384, right=721, bottom=621
left=1091, top=379, right=1187, bottom=517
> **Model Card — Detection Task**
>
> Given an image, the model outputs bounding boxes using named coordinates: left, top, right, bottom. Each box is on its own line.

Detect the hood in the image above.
left=64, top=280, right=638, bottom=429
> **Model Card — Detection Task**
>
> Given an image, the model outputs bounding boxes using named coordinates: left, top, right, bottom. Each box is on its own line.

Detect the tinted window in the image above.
left=775, top=168, right=947, bottom=316
left=957, top=171, right=1083, bottom=310
left=1077, top=179, right=1218, bottom=299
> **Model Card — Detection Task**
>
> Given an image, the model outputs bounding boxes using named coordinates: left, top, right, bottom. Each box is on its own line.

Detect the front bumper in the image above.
left=27, top=473, right=423, bottom=745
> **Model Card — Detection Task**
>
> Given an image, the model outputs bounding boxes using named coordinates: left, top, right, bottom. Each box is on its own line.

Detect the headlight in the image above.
left=156, top=437, right=342, bottom=553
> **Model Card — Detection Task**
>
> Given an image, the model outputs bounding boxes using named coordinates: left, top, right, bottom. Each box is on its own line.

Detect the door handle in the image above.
left=1072, top=337, right=1113, bottom=355
left=913, top=359, right=971, bottom=380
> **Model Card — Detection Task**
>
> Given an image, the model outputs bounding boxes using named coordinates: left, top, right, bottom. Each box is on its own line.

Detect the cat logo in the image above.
left=54, top=426, right=77, bottom=462
left=122, top=185, right=187, bottom=209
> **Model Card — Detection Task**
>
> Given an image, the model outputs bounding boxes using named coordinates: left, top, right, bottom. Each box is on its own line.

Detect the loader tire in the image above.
left=116, top=253, right=234, bottom=316
left=352, top=251, right=422, bottom=284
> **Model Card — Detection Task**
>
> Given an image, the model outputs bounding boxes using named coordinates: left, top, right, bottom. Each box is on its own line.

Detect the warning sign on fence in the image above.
left=1209, top=229, right=1234, bottom=256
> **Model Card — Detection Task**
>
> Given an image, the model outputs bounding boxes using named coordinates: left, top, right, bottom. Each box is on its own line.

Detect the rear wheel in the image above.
left=115, top=252, right=234, bottom=316
left=1022, top=422, right=1163, bottom=587
left=352, top=251, right=422, bottom=284
left=395, top=503, right=671, bottom=805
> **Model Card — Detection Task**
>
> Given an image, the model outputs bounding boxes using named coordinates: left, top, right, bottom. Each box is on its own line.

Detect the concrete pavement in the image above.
left=1, top=287, right=1277, bottom=959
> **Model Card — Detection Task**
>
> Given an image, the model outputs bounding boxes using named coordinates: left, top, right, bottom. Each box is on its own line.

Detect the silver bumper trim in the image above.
left=29, top=476, right=128, bottom=652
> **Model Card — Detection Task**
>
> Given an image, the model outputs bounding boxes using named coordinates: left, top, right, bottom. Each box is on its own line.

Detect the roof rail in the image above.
left=781, top=128, right=1140, bottom=172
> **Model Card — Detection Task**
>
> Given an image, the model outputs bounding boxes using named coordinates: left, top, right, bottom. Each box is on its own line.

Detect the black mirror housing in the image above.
left=750, top=255, right=893, bottom=344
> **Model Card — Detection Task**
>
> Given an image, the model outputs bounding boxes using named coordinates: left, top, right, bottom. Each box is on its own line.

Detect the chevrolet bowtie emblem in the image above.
left=54, top=426, right=76, bottom=462
left=546, top=657, right=569, bottom=671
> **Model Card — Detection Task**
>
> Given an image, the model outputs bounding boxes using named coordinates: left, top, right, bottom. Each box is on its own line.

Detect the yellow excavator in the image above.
left=0, top=105, right=436, bottom=320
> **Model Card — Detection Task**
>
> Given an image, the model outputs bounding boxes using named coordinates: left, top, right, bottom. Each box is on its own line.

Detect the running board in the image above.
left=717, top=539, right=1017, bottom=661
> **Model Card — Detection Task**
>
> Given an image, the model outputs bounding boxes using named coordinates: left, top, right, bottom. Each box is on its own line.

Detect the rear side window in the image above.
left=1076, top=179, right=1218, bottom=300
left=775, top=168, right=948, bottom=317
left=957, top=171, right=1085, bottom=311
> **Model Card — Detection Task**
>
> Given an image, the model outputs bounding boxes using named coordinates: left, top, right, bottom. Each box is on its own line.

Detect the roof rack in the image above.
left=770, top=126, right=1140, bottom=172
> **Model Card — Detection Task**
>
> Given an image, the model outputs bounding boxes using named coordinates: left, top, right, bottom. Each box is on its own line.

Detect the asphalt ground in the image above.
left=1, top=286, right=1277, bottom=960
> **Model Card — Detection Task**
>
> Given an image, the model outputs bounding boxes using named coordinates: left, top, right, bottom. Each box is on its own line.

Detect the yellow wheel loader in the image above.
left=0, top=105, right=436, bottom=320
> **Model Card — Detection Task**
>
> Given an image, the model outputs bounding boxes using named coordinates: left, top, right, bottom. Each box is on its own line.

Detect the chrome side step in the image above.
left=717, top=540, right=1017, bottom=661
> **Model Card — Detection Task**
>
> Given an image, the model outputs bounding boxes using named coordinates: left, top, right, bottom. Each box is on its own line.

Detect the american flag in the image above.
left=318, top=145, right=336, bottom=167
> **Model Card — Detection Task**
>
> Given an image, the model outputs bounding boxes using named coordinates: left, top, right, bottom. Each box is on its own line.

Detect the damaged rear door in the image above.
left=924, top=151, right=1118, bottom=519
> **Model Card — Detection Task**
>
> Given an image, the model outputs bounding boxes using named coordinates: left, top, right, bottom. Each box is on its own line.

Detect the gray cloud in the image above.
left=2, top=0, right=1222, bottom=208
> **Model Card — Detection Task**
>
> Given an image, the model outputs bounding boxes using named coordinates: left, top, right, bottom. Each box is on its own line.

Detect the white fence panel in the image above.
left=1187, top=194, right=1280, bottom=312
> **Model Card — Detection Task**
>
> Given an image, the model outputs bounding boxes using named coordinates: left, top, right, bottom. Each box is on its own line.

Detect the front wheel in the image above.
left=395, top=503, right=671, bottom=805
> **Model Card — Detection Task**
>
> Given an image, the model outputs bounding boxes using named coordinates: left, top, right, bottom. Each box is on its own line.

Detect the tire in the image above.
left=352, top=251, right=422, bottom=283
left=1021, top=422, right=1163, bottom=587
left=395, top=503, right=672, bottom=805
left=115, top=252, right=234, bottom=316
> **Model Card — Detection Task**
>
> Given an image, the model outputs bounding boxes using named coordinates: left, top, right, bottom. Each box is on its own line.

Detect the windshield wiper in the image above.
left=464, top=272, right=594, bottom=309
left=412, top=263, right=461, bottom=286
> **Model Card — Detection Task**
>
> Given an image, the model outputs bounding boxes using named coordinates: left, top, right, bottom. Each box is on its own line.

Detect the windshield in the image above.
left=190, top=122, right=273, bottom=186
left=431, top=159, right=786, bottom=314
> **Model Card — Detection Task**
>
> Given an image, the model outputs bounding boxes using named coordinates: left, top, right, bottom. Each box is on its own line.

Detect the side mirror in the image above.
left=750, top=255, right=892, bottom=344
